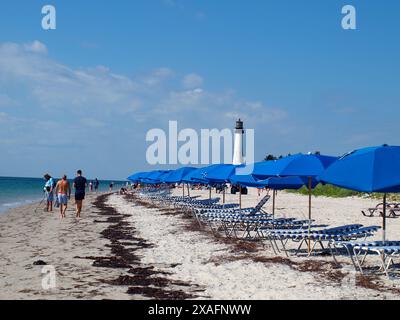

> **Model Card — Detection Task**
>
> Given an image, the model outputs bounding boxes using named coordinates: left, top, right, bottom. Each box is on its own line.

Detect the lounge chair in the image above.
left=265, top=224, right=379, bottom=257
left=351, top=243, right=400, bottom=278
left=195, top=194, right=270, bottom=216
left=329, top=239, right=397, bottom=272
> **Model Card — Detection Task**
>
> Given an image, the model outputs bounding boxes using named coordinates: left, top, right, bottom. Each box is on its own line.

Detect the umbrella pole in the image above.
left=308, top=177, right=312, bottom=255
left=383, top=193, right=387, bottom=243
left=182, top=184, right=185, bottom=198
left=187, top=184, right=190, bottom=198
left=272, top=189, right=276, bottom=220
left=239, top=186, right=242, bottom=209
left=223, top=187, right=225, bottom=204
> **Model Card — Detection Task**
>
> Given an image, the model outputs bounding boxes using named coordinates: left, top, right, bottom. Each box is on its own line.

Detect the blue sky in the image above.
left=0, top=0, right=399, bottom=179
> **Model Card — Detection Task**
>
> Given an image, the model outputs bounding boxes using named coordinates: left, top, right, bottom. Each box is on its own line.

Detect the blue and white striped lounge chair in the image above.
left=351, top=242, right=400, bottom=278
left=266, top=225, right=379, bottom=257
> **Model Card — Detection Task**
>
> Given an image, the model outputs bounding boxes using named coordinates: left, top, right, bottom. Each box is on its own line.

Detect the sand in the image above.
left=1, top=188, right=400, bottom=300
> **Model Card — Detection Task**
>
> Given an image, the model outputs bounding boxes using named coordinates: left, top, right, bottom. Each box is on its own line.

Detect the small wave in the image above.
left=0, top=199, right=41, bottom=213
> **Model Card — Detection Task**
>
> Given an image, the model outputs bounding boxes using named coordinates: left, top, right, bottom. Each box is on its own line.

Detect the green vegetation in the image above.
left=288, top=184, right=400, bottom=201
left=288, top=184, right=361, bottom=198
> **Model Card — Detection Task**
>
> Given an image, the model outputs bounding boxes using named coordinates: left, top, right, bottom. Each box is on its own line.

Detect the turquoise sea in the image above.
left=0, top=177, right=127, bottom=213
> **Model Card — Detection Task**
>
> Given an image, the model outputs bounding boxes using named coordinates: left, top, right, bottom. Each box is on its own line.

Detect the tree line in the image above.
left=264, top=151, right=321, bottom=161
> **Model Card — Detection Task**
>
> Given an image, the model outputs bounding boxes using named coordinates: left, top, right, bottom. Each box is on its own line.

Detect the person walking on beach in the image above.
left=109, top=182, right=114, bottom=192
left=55, top=175, right=71, bottom=219
left=73, top=170, right=87, bottom=218
left=89, top=181, right=93, bottom=192
left=43, top=174, right=55, bottom=212
left=94, top=178, right=99, bottom=193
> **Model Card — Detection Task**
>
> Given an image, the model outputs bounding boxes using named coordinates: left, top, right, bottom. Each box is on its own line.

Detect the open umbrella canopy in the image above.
left=205, top=164, right=245, bottom=183
left=266, top=176, right=317, bottom=190
left=127, top=171, right=149, bottom=182
left=131, top=171, right=154, bottom=183
left=141, top=170, right=170, bottom=184
left=320, top=145, right=400, bottom=242
left=229, top=174, right=268, bottom=188
left=181, top=169, right=208, bottom=184
left=163, top=167, right=197, bottom=184
left=319, top=145, right=400, bottom=193
left=230, top=174, right=314, bottom=190
left=187, top=164, right=225, bottom=184
left=252, top=153, right=338, bottom=179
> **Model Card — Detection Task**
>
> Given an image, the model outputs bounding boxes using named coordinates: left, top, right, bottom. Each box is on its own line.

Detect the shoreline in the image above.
left=0, top=189, right=400, bottom=299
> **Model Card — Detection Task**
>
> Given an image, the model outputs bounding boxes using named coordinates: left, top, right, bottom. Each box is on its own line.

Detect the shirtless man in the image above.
left=55, top=175, right=71, bottom=219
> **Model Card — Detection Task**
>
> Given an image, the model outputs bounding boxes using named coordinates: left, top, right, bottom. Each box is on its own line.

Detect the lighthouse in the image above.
left=232, top=119, right=245, bottom=165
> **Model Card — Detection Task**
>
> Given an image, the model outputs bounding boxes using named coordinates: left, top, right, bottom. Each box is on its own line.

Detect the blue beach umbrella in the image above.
left=181, top=169, right=209, bottom=184
left=163, top=167, right=197, bottom=184
left=230, top=175, right=313, bottom=217
left=320, top=145, right=400, bottom=241
left=253, top=153, right=338, bottom=253
left=205, top=164, right=244, bottom=184
left=189, top=164, right=224, bottom=183
left=229, top=174, right=269, bottom=188
left=130, top=171, right=153, bottom=183
left=266, top=177, right=318, bottom=219
left=266, top=176, right=316, bottom=190
left=252, top=153, right=337, bottom=179
left=206, top=164, right=251, bottom=204
left=163, top=167, right=197, bottom=197
left=142, top=170, right=170, bottom=185
left=229, top=173, right=310, bottom=189
left=127, top=172, right=148, bottom=183
left=190, top=164, right=223, bottom=199
left=157, top=171, right=172, bottom=183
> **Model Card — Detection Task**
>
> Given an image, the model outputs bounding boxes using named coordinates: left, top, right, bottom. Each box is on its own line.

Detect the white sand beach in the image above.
left=1, top=188, right=400, bottom=300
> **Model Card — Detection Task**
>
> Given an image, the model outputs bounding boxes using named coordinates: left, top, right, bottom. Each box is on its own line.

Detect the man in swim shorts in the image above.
left=55, top=175, right=71, bottom=219
left=73, top=170, right=87, bottom=218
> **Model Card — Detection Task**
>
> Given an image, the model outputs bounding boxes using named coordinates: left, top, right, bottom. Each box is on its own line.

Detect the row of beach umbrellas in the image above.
left=128, top=145, right=400, bottom=243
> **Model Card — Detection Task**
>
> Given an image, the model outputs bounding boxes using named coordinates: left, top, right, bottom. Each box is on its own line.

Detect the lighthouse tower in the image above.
left=232, top=119, right=245, bottom=165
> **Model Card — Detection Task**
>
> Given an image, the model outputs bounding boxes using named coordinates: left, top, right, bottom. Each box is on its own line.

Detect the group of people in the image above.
left=43, top=170, right=94, bottom=219
left=89, top=179, right=100, bottom=192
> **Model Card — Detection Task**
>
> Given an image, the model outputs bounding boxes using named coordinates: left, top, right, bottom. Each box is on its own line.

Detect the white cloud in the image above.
left=0, top=40, right=290, bottom=164
left=224, top=101, right=286, bottom=123
left=23, top=41, right=48, bottom=54
left=141, top=68, right=174, bottom=87
left=1, top=41, right=286, bottom=129
left=182, top=73, right=203, bottom=89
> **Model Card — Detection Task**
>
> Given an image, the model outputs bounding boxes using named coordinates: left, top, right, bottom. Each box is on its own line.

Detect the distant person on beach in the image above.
left=73, top=170, right=87, bottom=218
left=94, top=178, right=99, bottom=193
left=109, top=182, right=114, bottom=192
left=55, top=175, right=71, bottom=219
left=43, top=174, right=55, bottom=212
left=89, top=181, right=93, bottom=192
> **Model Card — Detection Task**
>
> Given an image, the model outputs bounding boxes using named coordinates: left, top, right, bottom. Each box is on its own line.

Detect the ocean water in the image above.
left=0, top=177, right=127, bottom=214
